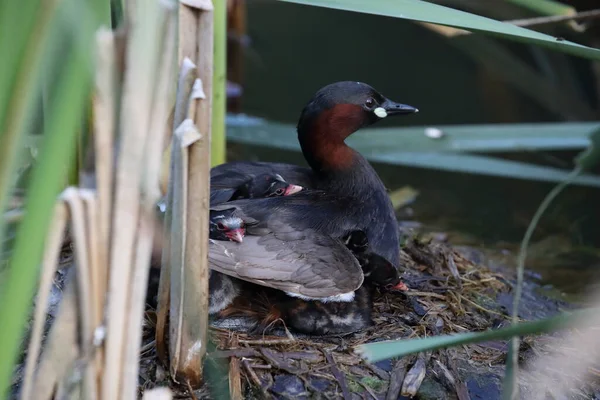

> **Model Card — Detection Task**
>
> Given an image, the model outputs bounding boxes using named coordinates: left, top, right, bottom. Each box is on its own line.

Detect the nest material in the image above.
left=139, top=237, right=526, bottom=399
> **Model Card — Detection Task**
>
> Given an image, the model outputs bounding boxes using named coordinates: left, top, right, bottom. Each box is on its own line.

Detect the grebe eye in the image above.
left=275, top=188, right=285, bottom=195
left=365, top=97, right=376, bottom=108
left=217, top=222, right=225, bottom=230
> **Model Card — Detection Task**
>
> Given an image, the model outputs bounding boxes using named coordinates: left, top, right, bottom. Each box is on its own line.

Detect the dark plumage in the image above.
left=210, top=172, right=303, bottom=205
left=210, top=81, right=418, bottom=272
left=208, top=204, right=363, bottom=301
left=208, top=82, right=417, bottom=333
left=219, top=284, right=374, bottom=336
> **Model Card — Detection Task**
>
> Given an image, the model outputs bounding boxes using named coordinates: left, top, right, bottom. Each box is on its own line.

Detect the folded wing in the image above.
left=208, top=226, right=364, bottom=299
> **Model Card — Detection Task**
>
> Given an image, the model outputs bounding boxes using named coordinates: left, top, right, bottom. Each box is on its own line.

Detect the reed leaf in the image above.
left=505, top=0, right=575, bottom=16
left=226, top=118, right=599, bottom=153
left=102, top=0, right=167, bottom=397
left=226, top=118, right=600, bottom=186
left=0, top=1, right=94, bottom=393
left=0, top=0, right=61, bottom=254
left=502, top=128, right=600, bottom=399
left=355, top=307, right=599, bottom=363
left=279, top=0, right=600, bottom=60
left=211, top=0, right=227, bottom=166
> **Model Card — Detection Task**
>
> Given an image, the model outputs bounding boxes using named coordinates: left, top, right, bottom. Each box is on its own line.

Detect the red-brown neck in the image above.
left=298, top=104, right=366, bottom=173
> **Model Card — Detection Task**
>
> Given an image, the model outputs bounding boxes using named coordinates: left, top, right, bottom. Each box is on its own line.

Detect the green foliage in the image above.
left=279, top=0, right=600, bottom=60
left=227, top=118, right=600, bottom=186
left=0, top=0, right=97, bottom=396
left=505, top=0, right=575, bottom=16
left=355, top=307, right=598, bottom=362
left=211, top=0, right=227, bottom=166
left=575, top=129, right=600, bottom=172
left=502, top=130, right=600, bottom=399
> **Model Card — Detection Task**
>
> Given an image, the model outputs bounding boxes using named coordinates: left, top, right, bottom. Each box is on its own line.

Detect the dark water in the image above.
left=229, top=1, right=600, bottom=298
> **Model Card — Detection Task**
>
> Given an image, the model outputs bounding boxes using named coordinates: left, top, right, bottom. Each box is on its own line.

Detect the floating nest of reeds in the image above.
left=11, top=227, right=591, bottom=400
left=136, top=234, right=585, bottom=400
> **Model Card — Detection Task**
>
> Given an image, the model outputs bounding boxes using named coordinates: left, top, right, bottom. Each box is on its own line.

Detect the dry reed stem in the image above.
left=176, top=0, right=214, bottom=386
left=143, top=2, right=178, bottom=208
left=102, top=0, right=165, bottom=398
left=155, top=57, right=198, bottom=364
left=62, top=187, right=98, bottom=400
left=20, top=202, right=68, bottom=400
left=167, top=119, right=202, bottom=383
left=31, top=276, right=79, bottom=399
left=121, top=215, right=157, bottom=400
left=120, top=3, right=178, bottom=398
left=229, top=336, right=243, bottom=400
left=158, top=59, right=199, bottom=200
left=79, top=189, right=105, bottom=384
left=92, top=28, right=116, bottom=320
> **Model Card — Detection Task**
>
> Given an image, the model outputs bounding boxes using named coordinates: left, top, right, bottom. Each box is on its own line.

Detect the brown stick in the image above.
left=324, top=350, right=351, bottom=400
left=229, top=337, right=243, bottom=400
left=385, top=358, right=409, bottom=400
left=171, top=0, right=214, bottom=386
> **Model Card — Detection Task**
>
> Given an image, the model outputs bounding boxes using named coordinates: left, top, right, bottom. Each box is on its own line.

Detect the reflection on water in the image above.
left=229, top=1, right=600, bottom=297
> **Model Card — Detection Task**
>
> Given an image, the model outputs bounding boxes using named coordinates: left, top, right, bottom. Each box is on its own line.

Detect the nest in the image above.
left=138, top=236, right=528, bottom=399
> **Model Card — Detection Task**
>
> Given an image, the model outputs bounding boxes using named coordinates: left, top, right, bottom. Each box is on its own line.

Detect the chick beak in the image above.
left=284, top=184, right=303, bottom=196
left=226, top=228, right=245, bottom=243
left=381, top=98, right=419, bottom=115
left=387, top=281, right=408, bottom=291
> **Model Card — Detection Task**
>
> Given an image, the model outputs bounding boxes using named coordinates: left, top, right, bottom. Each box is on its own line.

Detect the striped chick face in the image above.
left=249, top=173, right=303, bottom=198
left=209, top=209, right=246, bottom=243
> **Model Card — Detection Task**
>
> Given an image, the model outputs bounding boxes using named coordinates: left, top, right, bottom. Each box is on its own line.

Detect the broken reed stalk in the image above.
left=28, top=188, right=102, bottom=400
left=18, top=1, right=176, bottom=399
left=92, top=27, right=116, bottom=319
left=20, top=203, right=68, bottom=400
left=120, top=3, right=178, bottom=398
left=31, top=272, right=79, bottom=399
left=62, top=187, right=98, bottom=400
left=102, top=0, right=176, bottom=398
left=158, top=0, right=214, bottom=387
left=167, top=119, right=203, bottom=383
left=155, top=58, right=198, bottom=365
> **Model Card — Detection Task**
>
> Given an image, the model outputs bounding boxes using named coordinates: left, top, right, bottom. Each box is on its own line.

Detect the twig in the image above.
left=324, top=350, right=351, bottom=400
left=365, top=362, right=389, bottom=381
left=185, top=380, right=200, bottom=400
left=228, top=335, right=243, bottom=400
left=260, top=348, right=306, bottom=374
left=401, top=353, right=430, bottom=398
left=212, top=349, right=259, bottom=358
left=358, top=379, right=379, bottom=400
left=229, top=355, right=243, bottom=400
left=402, top=291, right=447, bottom=300
left=239, top=338, right=297, bottom=345
left=457, top=294, right=508, bottom=318
left=242, top=358, right=269, bottom=398
left=506, top=9, right=600, bottom=28
left=385, top=358, right=409, bottom=400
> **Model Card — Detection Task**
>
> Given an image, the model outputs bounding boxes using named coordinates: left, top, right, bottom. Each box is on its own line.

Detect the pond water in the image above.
left=227, top=1, right=600, bottom=301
